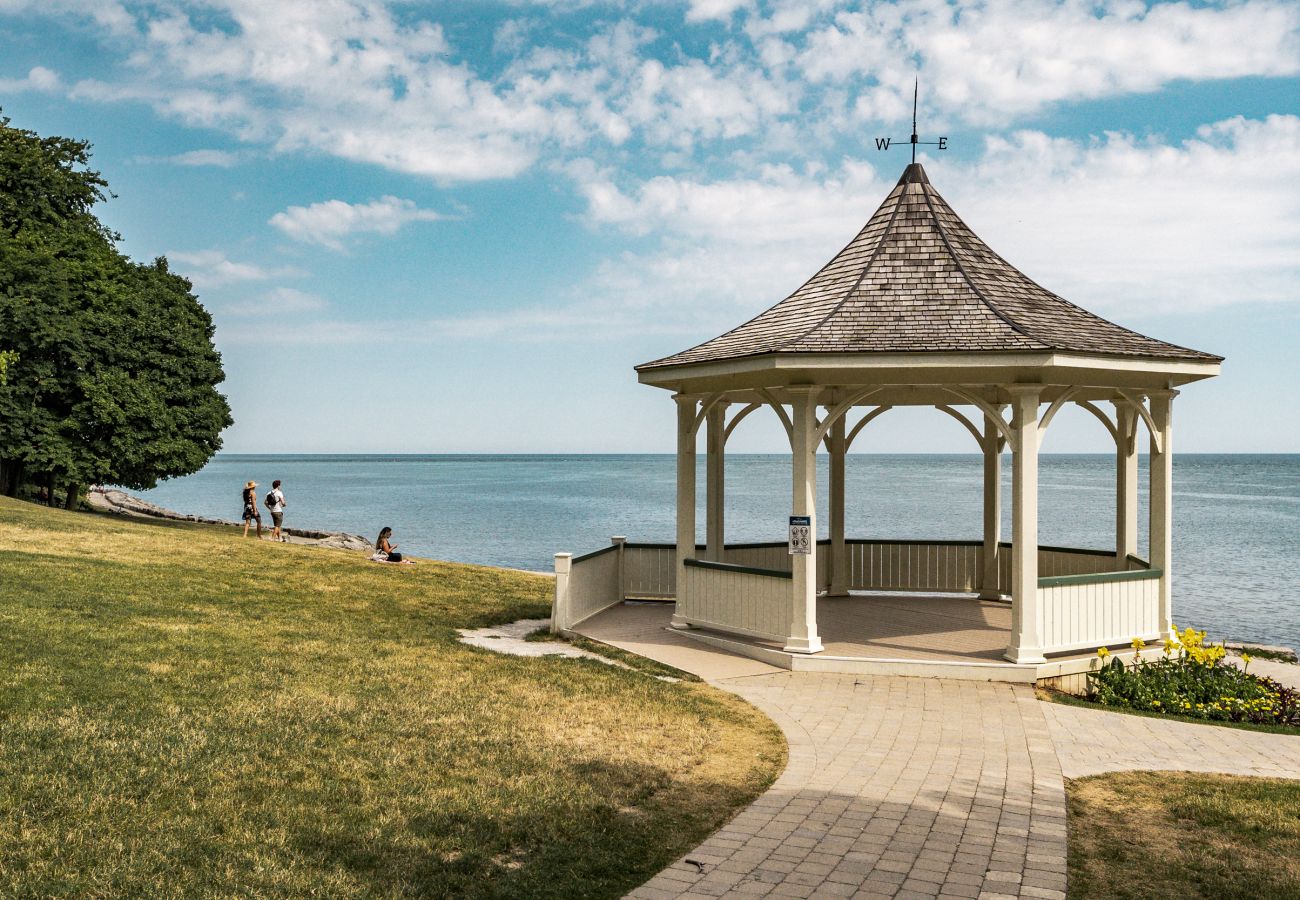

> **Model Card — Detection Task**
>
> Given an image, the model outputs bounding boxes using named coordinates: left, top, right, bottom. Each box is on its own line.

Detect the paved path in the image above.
left=631, top=674, right=1068, bottom=900
left=1043, top=700, right=1300, bottom=779
left=580, top=605, right=1300, bottom=900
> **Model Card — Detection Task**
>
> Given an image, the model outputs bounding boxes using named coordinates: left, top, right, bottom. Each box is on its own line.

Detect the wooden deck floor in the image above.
left=781, top=592, right=1012, bottom=662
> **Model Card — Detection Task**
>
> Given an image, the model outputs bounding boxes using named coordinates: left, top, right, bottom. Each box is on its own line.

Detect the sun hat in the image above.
left=245, top=480, right=257, bottom=489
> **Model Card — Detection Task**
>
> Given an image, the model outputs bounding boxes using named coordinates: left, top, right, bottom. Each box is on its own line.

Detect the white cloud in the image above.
left=0, top=66, right=60, bottom=92
left=136, top=149, right=245, bottom=167
left=563, top=114, right=1300, bottom=343
left=20, top=0, right=1300, bottom=181
left=685, top=0, right=752, bottom=24
left=0, top=0, right=132, bottom=33
left=223, top=287, right=328, bottom=317
left=167, top=250, right=302, bottom=290
left=268, top=196, right=446, bottom=250
left=941, top=114, right=1300, bottom=313
left=794, top=0, right=1300, bottom=125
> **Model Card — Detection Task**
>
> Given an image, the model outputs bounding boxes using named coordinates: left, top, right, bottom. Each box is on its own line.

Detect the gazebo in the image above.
left=553, top=162, right=1221, bottom=679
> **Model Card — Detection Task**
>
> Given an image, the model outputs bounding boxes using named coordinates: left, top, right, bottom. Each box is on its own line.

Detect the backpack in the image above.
left=265, top=490, right=277, bottom=508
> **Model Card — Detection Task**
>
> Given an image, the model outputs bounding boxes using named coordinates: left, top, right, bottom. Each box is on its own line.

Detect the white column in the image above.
left=551, top=552, right=572, bottom=634
left=979, top=413, right=1003, bottom=600
left=1113, top=402, right=1139, bottom=565
left=786, top=386, right=823, bottom=653
left=1149, top=390, right=1177, bottom=639
left=671, top=394, right=697, bottom=630
left=612, top=535, right=627, bottom=602
left=828, top=415, right=849, bottom=596
left=1005, top=386, right=1045, bottom=664
left=705, top=401, right=728, bottom=561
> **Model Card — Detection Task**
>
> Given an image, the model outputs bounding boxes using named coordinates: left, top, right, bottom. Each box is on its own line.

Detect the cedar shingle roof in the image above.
left=638, top=163, right=1220, bottom=370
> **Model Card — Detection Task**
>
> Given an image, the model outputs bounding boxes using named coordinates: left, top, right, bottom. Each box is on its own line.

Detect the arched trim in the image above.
left=755, top=387, right=795, bottom=447
left=935, top=405, right=984, bottom=447
left=814, top=387, right=883, bottom=444
left=1074, top=400, right=1120, bottom=446
left=943, top=388, right=1014, bottom=446
left=1116, top=390, right=1163, bottom=454
left=844, top=405, right=893, bottom=450
left=690, top=392, right=727, bottom=435
left=1037, top=387, right=1080, bottom=435
left=723, top=402, right=762, bottom=443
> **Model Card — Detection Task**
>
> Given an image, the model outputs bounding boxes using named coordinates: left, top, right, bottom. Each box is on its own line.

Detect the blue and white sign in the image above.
left=788, top=515, right=812, bottom=555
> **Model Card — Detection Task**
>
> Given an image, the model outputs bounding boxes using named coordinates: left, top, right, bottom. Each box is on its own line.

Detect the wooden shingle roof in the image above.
left=638, top=163, right=1220, bottom=371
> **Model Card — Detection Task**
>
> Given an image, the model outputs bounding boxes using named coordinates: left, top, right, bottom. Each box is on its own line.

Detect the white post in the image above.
left=671, top=394, right=697, bottom=630
left=1005, top=386, right=1045, bottom=664
left=612, top=535, right=627, bottom=602
left=828, top=415, right=848, bottom=596
left=1113, top=403, right=1138, bottom=566
left=551, top=552, right=573, bottom=634
left=786, top=386, right=823, bottom=653
left=706, top=401, right=728, bottom=561
left=979, top=413, right=1003, bottom=600
left=1149, top=390, right=1176, bottom=639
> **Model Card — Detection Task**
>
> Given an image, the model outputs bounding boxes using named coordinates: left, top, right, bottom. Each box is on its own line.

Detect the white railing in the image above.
left=554, top=537, right=1157, bottom=652
left=678, top=559, right=790, bottom=642
left=551, top=541, right=622, bottom=633
left=622, top=542, right=681, bottom=599
left=846, top=540, right=983, bottom=593
left=1037, top=569, right=1163, bottom=654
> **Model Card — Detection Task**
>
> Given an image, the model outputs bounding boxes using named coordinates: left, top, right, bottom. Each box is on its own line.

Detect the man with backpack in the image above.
left=266, top=480, right=287, bottom=543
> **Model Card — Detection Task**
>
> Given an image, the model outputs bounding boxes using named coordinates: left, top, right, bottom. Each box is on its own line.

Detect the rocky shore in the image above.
left=87, top=488, right=374, bottom=552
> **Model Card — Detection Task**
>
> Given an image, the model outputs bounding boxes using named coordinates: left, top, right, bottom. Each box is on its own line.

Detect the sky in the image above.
left=1, top=0, right=1297, bottom=455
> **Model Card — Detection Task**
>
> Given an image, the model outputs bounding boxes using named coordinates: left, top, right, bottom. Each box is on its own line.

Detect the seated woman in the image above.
left=373, top=526, right=412, bottom=563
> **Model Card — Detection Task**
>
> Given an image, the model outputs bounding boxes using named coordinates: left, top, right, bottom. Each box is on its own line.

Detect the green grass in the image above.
left=0, top=497, right=784, bottom=898
left=1037, top=688, right=1300, bottom=736
left=1068, top=772, right=1300, bottom=899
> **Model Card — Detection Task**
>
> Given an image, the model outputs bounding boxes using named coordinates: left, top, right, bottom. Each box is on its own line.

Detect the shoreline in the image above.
left=86, top=487, right=374, bottom=552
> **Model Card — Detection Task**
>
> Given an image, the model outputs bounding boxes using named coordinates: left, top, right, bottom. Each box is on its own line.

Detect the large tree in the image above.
left=0, top=115, right=232, bottom=503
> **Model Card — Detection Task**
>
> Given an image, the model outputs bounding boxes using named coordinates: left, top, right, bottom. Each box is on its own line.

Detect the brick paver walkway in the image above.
left=1043, top=700, right=1300, bottom=779
left=587, top=606, right=1300, bottom=899
left=630, top=674, right=1068, bottom=900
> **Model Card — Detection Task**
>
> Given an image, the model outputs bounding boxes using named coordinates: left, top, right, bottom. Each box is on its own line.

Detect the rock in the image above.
left=86, top=487, right=373, bottom=552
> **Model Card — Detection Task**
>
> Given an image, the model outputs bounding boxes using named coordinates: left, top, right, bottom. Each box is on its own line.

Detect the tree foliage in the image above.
left=0, top=114, right=232, bottom=501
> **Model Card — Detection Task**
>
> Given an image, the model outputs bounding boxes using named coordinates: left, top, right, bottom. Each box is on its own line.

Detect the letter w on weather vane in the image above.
left=876, top=80, right=948, bottom=163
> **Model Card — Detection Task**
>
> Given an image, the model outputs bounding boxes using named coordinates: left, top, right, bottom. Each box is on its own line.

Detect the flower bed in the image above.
left=1087, top=628, right=1300, bottom=729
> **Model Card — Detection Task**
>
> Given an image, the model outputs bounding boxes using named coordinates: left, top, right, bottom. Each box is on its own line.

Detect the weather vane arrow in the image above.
left=875, top=80, right=947, bottom=163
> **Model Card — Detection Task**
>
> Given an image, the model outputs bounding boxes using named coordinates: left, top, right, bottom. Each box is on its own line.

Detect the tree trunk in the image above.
left=64, top=482, right=80, bottom=510
left=0, top=458, right=23, bottom=497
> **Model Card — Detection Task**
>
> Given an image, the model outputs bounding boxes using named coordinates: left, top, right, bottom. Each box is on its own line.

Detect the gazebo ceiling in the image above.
left=638, top=163, right=1221, bottom=395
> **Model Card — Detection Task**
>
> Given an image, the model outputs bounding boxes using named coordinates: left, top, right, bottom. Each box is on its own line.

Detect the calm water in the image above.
left=136, top=454, right=1300, bottom=650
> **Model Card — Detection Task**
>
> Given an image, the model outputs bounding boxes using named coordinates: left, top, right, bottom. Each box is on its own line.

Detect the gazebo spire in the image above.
left=639, top=163, right=1219, bottom=371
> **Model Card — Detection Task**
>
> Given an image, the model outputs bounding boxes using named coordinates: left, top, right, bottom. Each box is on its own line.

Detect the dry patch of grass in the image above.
left=0, top=497, right=784, bottom=898
left=1068, top=771, right=1300, bottom=899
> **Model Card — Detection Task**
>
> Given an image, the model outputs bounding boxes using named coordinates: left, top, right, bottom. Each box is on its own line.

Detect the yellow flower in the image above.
left=1241, top=652, right=1252, bottom=671
left=1132, top=637, right=1146, bottom=652
left=1097, top=647, right=1111, bottom=659
left=1162, top=637, right=1179, bottom=656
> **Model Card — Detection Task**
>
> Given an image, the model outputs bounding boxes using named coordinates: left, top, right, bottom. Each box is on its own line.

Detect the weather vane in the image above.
left=875, top=80, right=947, bottom=163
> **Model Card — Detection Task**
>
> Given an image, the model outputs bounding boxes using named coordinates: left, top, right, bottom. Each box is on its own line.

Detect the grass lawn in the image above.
left=0, top=497, right=784, bottom=898
left=1068, top=772, right=1300, bottom=899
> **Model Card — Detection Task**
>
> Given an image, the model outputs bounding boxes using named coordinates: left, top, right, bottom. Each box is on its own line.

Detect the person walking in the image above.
left=241, top=480, right=262, bottom=538
left=267, top=479, right=287, bottom=542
